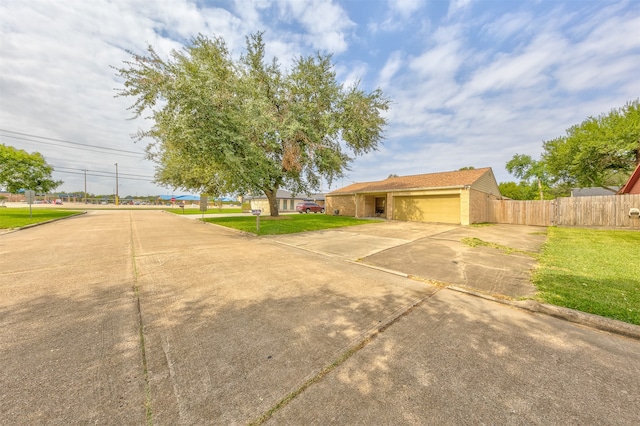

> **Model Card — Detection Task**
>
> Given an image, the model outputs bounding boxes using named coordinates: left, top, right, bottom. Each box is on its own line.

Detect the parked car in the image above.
left=296, top=201, right=325, bottom=214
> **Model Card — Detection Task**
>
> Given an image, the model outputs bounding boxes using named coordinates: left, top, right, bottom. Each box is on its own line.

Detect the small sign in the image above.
left=251, top=209, right=262, bottom=216
left=25, top=190, right=35, bottom=203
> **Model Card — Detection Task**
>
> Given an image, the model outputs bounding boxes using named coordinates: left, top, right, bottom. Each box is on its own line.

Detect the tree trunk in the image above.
left=264, top=188, right=279, bottom=217
left=538, top=178, right=544, bottom=200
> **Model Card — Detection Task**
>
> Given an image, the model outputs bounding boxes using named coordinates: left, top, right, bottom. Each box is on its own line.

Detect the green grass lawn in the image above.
left=0, top=208, right=83, bottom=229
left=534, top=227, right=640, bottom=325
left=203, top=214, right=377, bottom=235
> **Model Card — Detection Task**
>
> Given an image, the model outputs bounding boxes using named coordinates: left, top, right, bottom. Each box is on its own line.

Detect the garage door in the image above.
left=393, top=194, right=461, bottom=223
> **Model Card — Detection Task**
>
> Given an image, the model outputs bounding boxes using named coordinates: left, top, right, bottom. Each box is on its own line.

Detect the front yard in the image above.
left=534, top=227, right=640, bottom=325
left=203, top=214, right=377, bottom=235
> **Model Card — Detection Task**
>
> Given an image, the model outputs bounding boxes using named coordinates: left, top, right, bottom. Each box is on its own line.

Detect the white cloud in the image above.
left=369, top=0, right=427, bottom=34
left=390, top=0, right=423, bottom=19
left=554, top=13, right=640, bottom=93
left=481, top=11, right=535, bottom=41
left=336, top=61, right=369, bottom=89
left=447, top=0, right=474, bottom=18
left=377, top=51, right=404, bottom=88
left=276, top=0, right=355, bottom=53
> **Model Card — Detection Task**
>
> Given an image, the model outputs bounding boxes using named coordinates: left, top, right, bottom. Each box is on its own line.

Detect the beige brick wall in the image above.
left=460, top=190, right=471, bottom=225
left=326, top=195, right=356, bottom=216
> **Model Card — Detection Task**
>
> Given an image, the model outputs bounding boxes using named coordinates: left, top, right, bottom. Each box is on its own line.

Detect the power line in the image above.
left=0, top=128, right=146, bottom=156
left=30, top=154, right=154, bottom=175
left=0, top=134, right=142, bottom=158
left=53, top=165, right=155, bottom=179
left=53, top=169, right=154, bottom=182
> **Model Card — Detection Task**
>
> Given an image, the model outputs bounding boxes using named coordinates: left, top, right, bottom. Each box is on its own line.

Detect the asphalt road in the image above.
left=1, top=210, right=639, bottom=425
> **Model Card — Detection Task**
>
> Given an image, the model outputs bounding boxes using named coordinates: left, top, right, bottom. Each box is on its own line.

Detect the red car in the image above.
left=296, top=202, right=325, bottom=214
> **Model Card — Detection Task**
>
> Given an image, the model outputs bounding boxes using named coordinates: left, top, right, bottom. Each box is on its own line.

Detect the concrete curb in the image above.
left=447, top=285, right=640, bottom=341
left=0, top=211, right=88, bottom=236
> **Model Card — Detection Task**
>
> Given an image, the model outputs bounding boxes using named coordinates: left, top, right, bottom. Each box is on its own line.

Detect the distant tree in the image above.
left=505, top=154, right=550, bottom=200
left=458, top=166, right=475, bottom=170
left=388, top=173, right=399, bottom=178
left=116, top=32, right=389, bottom=216
left=0, top=144, right=61, bottom=193
left=498, top=181, right=539, bottom=200
left=542, top=100, right=639, bottom=192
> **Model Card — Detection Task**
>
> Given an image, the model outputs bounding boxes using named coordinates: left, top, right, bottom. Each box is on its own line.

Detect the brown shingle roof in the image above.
left=329, top=168, right=492, bottom=194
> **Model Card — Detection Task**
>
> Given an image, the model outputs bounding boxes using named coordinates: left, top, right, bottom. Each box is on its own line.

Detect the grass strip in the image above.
left=461, top=237, right=537, bottom=257
left=0, top=208, right=82, bottom=228
left=533, top=227, right=640, bottom=325
left=204, top=214, right=377, bottom=235
left=249, top=287, right=441, bottom=425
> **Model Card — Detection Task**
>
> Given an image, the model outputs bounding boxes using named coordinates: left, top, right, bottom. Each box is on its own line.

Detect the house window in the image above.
left=290, top=199, right=294, bottom=210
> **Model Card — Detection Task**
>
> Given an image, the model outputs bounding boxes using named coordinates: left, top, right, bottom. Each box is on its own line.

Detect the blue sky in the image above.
left=1, top=0, right=638, bottom=196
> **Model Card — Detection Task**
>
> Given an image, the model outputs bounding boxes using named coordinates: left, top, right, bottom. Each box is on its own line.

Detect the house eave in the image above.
left=328, top=185, right=467, bottom=196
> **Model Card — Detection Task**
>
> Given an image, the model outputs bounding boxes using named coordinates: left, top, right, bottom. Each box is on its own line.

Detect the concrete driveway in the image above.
left=1, top=211, right=639, bottom=425
left=272, top=221, right=547, bottom=298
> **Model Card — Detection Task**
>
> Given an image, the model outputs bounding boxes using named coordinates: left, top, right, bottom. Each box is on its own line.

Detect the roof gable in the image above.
left=618, top=163, right=640, bottom=194
left=329, top=168, right=496, bottom=195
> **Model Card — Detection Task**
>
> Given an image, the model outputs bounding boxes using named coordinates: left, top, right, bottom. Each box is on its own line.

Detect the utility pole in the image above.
left=83, top=169, right=87, bottom=204
left=114, top=163, right=119, bottom=206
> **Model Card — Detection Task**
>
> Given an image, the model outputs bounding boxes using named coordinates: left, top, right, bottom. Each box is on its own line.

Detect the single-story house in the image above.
left=326, top=167, right=501, bottom=225
left=248, top=189, right=326, bottom=215
left=618, top=162, right=640, bottom=194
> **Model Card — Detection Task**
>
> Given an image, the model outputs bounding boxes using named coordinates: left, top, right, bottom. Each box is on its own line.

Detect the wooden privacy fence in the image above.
left=489, top=194, right=640, bottom=227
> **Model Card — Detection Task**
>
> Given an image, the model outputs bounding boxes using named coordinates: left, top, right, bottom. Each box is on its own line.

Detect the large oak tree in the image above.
left=116, top=33, right=389, bottom=215
left=541, top=100, right=639, bottom=192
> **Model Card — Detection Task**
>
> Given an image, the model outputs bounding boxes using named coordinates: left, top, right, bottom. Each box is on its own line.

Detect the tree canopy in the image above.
left=505, top=154, right=551, bottom=200
left=116, top=33, right=389, bottom=215
left=541, top=100, right=639, bottom=191
left=505, top=100, right=639, bottom=197
left=0, top=144, right=61, bottom=194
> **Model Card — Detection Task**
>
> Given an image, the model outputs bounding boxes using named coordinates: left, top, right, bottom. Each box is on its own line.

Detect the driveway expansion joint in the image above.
left=249, top=287, right=443, bottom=425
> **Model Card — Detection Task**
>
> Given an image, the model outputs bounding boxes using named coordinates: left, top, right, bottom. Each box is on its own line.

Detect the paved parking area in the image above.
left=1, top=211, right=639, bottom=425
